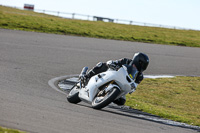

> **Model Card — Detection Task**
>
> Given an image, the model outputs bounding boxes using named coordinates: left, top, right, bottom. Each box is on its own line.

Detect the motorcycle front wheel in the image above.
left=92, top=87, right=120, bottom=109
left=67, top=84, right=81, bottom=104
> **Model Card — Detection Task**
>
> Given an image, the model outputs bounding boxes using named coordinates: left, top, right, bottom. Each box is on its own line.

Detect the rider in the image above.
left=81, top=52, right=149, bottom=106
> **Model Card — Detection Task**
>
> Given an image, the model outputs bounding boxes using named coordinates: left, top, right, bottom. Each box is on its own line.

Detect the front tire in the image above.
left=67, top=84, right=81, bottom=104
left=92, top=87, right=120, bottom=109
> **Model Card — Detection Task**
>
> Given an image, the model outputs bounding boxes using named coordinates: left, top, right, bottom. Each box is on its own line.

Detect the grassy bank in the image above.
left=1, top=6, right=200, bottom=47
left=126, top=76, right=200, bottom=126
left=0, top=126, right=25, bottom=133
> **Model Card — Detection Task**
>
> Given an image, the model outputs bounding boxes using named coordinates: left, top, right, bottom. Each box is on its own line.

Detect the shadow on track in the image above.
left=75, top=102, right=200, bottom=132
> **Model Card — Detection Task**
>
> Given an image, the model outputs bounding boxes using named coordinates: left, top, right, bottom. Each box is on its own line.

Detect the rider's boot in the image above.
left=80, top=69, right=94, bottom=86
left=80, top=62, right=108, bottom=86
left=85, top=69, right=95, bottom=80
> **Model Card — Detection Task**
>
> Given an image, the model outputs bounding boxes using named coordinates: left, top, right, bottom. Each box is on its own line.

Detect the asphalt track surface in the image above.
left=0, top=29, right=200, bottom=133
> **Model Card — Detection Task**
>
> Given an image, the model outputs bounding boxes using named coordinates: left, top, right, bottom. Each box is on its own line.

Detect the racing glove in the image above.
left=106, top=60, right=120, bottom=70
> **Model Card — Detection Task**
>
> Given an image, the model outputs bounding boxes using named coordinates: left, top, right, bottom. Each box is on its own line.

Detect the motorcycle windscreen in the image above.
left=124, top=64, right=138, bottom=80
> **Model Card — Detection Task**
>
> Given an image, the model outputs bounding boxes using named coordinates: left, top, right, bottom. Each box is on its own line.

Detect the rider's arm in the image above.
left=106, top=60, right=120, bottom=70
left=107, top=58, right=132, bottom=67
left=135, top=72, right=144, bottom=84
left=115, top=58, right=132, bottom=66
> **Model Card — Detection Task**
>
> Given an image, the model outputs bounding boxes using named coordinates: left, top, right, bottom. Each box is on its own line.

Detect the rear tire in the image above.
left=92, top=87, right=120, bottom=109
left=67, top=84, right=81, bottom=104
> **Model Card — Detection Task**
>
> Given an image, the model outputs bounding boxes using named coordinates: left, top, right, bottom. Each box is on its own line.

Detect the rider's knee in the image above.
left=93, top=62, right=108, bottom=72
left=113, top=97, right=126, bottom=105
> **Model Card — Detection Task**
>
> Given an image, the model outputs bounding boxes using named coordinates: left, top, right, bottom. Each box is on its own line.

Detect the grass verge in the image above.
left=1, top=6, right=200, bottom=47
left=126, top=76, right=200, bottom=126
left=0, top=126, right=25, bottom=133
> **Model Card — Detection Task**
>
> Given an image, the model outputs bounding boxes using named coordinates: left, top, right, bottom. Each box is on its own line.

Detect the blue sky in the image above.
left=1, top=0, right=200, bottom=30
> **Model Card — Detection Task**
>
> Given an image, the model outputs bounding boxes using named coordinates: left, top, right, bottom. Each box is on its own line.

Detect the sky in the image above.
left=1, top=0, right=200, bottom=30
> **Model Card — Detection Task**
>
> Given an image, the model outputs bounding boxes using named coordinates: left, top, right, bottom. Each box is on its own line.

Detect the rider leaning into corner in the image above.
left=80, top=52, right=149, bottom=106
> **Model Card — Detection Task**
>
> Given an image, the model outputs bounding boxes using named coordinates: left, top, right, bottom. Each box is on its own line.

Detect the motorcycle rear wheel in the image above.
left=92, top=87, right=120, bottom=109
left=67, top=84, right=81, bottom=104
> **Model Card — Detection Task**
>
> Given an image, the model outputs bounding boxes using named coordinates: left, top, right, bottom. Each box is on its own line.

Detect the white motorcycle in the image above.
left=67, top=64, right=138, bottom=109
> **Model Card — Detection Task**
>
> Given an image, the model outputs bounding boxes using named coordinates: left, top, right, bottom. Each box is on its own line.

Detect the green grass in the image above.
left=1, top=5, right=200, bottom=47
left=126, top=76, right=200, bottom=126
left=0, top=126, right=25, bottom=133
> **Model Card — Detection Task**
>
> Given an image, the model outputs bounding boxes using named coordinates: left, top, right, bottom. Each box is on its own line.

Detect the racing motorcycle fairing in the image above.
left=78, top=65, right=138, bottom=103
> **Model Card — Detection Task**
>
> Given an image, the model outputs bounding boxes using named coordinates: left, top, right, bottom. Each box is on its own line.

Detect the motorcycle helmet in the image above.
left=130, top=52, right=149, bottom=72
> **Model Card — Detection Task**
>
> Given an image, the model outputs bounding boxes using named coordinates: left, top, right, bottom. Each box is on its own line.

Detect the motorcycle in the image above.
left=67, top=64, right=138, bottom=109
